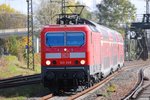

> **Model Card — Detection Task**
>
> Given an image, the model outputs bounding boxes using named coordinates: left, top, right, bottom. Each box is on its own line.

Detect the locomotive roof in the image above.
left=43, top=24, right=89, bottom=28
left=43, top=20, right=121, bottom=36
left=88, top=20, right=120, bottom=34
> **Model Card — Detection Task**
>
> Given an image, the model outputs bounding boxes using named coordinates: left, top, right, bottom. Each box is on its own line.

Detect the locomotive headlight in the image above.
left=46, top=60, right=51, bottom=65
left=80, top=60, right=85, bottom=65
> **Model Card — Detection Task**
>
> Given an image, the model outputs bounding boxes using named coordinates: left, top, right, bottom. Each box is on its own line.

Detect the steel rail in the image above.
left=39, top=61, right=149, bottom=100
left=68, top=71, right=121, bottom=100
left=68, top=62, right=148, bottom=100
left=0, top=74, right=41, bottom=89
left=0, top=74, right=41, bottom=83
left=121, top=69, right=144, bottom=100
left=40, top=93, right=53, bottom=100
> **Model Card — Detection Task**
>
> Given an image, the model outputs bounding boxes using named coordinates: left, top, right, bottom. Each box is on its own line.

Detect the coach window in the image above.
left=46, top=32, right=64, bottom=46
left=89, top=25, right=99, bottom=32
left=66, top=32, right=84, bottom=46
left=113, top=34, right=116, bottom=42
left=101, top=29, right=108, bottom=40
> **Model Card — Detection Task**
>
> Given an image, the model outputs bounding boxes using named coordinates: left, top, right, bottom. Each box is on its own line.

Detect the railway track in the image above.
left=122, top=65, right=150, bottom=100
left=121, top=69, right=144, bottom=100
left=40, top=70, right=122, bottom=100
left=40, top=61, right=150, bottom=100
left=0, top=74, right=41, bottom=89
left=40, top=73, right=119, bottom=100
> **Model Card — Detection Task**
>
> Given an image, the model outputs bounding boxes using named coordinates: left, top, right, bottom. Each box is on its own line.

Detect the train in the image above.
left=40, top=18, right=124, bottom=91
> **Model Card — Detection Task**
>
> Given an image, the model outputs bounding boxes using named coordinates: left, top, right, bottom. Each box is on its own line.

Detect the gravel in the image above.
left=78, top=59, right=150, bottom=100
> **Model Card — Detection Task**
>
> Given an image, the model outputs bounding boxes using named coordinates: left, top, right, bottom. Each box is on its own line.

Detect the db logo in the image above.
left=61, top=53, right=70, bottom=58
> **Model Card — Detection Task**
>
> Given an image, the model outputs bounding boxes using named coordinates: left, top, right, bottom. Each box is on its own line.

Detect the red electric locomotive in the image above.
left=41, top=16, right=124, bottom=91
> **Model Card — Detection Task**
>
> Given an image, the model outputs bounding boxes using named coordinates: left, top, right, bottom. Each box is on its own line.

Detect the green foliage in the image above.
left=107, top=83, right=116, bottom=92
left=4, top=36, right=27, bottom=63
left=70, top=1, right=92, bottom=20
left=0, top=4, right=16, bottom=13
left=0, top=39, right=5, bottom=55
left=66, top=0, right=76, bottom=13
left=81, top=8, right=92, bottom=20
left=0, top=4, right=26, bottom=29
left=5, top=36, right=21, bottom=56
left=96, top=0, right=136, bottom=31
left=3, top=36, right=41, bottom=69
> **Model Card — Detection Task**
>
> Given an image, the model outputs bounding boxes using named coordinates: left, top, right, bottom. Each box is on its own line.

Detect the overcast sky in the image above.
left=0, top=0, right=147, bottom=15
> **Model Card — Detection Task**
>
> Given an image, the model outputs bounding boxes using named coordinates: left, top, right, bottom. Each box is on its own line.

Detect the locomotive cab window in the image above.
left=66, top=32, right=84, bottom=46
left=46, top=32, right=85, bottom=46
left=46, top=32, right=64, bottom=46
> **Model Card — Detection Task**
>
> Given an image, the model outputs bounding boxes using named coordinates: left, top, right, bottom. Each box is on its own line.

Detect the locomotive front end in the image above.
left=41, top=25, right=90, bottom=90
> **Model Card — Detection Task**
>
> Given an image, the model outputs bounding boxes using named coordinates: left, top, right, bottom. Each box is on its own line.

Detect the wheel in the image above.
left=110, top=68, right=113, bottom=74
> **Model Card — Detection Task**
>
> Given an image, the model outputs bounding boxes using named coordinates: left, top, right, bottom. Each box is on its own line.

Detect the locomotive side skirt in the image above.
left=42, top=66, right=89, bottom=79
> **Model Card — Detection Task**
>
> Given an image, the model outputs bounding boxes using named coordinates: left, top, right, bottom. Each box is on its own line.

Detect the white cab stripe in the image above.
left=46, top=52, right=86, bottom=58
left=70, top=52, right=85, bottom=58
left=46, top=53, right=61, bottom=58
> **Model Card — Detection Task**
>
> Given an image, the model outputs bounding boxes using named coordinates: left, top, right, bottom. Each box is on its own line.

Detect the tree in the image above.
left=35, top=0, right=61, bottom=25
left=0, top=38, right=5, bottom=55
left=66, top=0, right=76, bottom=13
left=5, top=36, right=20, bottom=56
left=4, top=36, right=26, bottom=62
left=80, top=7, right=92, bottom=20
left=35, top=0, right=92, bottom=26
left=96, top=0, right=136, bottom=32
left=0, top=4, right=15, bottom=13
left=0, top=4, right=26, bottom=29
left=74, top=2, right=92, bottom=20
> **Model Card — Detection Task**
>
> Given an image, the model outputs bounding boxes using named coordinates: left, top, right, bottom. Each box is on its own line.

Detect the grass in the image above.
left=0, top=54, right=49, bottom=100
left=0, top=55, right=41, bottom=79
left=106, top=83, right=116, bottom=93
left=0, top=84, right=49, bottom=100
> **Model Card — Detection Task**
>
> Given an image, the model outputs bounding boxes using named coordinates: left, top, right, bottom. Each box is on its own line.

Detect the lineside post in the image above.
left=26, top=0, right=34, bottom=70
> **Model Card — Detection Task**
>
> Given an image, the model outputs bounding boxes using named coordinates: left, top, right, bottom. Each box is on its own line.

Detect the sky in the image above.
left=0, top=0, right=27, bottom=13
left=77, top=0, right=146, bottom=14
left=0, top=0, right=39, bottom=14
left=0, top=0, right=147, bottom=15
